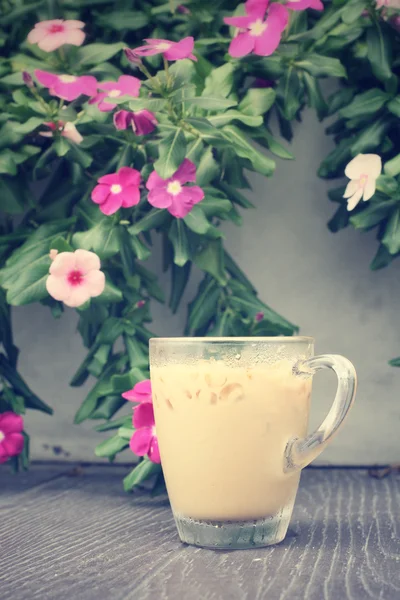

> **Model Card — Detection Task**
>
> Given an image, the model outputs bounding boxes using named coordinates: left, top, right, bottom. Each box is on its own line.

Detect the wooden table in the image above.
left=0, top=464, right=399, bottom=600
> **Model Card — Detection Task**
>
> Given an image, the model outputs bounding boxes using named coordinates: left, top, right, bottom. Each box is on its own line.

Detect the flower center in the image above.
left=67, top=270, right=84, bottom=286
left=49, top=24, right=65, bottom=33
left=108, top=89, right=121, bottom=98
left=110, top=184, right=122, bottom=194
left=249, top=19, right=267, bottom=37
left=59, top=75, right=77, bottom=83
left=359, top=174, right=368, bottom=188
left=167, top=180, right=182, bottom=196
left=0, top=430, right=4, bottom=442
left=156, top=42, right=171, bottom=51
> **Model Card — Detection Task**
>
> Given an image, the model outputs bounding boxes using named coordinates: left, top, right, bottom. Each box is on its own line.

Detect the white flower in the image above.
left=343, top=153, right=382, bottom=211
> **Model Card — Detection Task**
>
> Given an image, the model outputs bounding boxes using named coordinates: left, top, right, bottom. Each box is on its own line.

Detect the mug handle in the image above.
left=284, top=354, right=357, bottom=472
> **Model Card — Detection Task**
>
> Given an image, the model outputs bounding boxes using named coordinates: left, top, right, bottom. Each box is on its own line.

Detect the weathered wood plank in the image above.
left=0, top=468, right=399, bottom=600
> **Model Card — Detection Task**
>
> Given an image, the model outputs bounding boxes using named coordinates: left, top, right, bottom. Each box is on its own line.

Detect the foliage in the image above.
left=0, top=0, right=399, bottom=484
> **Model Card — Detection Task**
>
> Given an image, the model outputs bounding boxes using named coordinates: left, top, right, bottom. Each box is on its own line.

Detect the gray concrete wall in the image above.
left=16, top=109, right=400, bottom=465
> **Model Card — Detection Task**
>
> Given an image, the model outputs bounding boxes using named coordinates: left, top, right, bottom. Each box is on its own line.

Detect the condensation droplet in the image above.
left=205, top=373, right=227, bottom=388
left=219, top=382, right=245, bottom=403
left=235, top=353, right=241, bottom=360
left=210, top=393, right=218, bottom=405
left=165, top=398, right=173, bottom=410
left=185, top=390, right=193, bottom=399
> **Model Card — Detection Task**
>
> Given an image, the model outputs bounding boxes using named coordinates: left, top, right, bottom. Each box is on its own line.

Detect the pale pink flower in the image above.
left=377, top=0, right=400, bottom=7
left=35, top=70, right=97, bottom=101
left=0, top=412, right=24, bottom=464
left=88, top=75, right=141, bottom=112
left=46, top=249, right=105, bottom=308
left=122, top=379, right=152, bottom=402
left=113, top=109, right=158, bottom=135
left=146, top=159, right=204, bottom=218
left=224, top=0, right=289, bottom=58
left=91, top=166, right=142, bottom=216
left=40, top=121, right=83, bottom=144
left=131, top=36, right=196, bottom=61
left=343, top=154, right=382, bottom=211
left=123, top=380, right=160, bottom=464
left=49, top=249, right=59, bottom=260
left=27, top=19, right=85, bottom=52
left=285, top=0, right=323, bottom=10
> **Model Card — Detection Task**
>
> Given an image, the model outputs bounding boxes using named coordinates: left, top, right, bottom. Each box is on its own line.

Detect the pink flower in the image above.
left=136, top=300, right=146, bottom=309
left=253, top=77, right=274, bottom=88
left=35, top=70, right=97, bottom=101
left=91, top=167, right=142, bottom=216
left=131, top=36, right=196, bottom=61
left=285, top=0, right=323, bottom=10
left=255, top=311, right=264, bottom=322
left=224, top=0, right=289, bottom=58
left=113, top=109, right=158, bottom=135
left=40, top=121, right=83, bottom=144
left=46, top=249, right=105, bottom=308
left=27, top=19, right=85, bottom=52
left=123, top=380, right=160, bottom=464
left=177, top=4, right=191, bottom=14
left=88, top=76, right=141, bottom=112
left=22, top=71, right=34, bottom=88
left=0, top=412, right=24, bottom=464
left=122, top=379, right=152, bottom=403
left=146, top=159, right=204, bottom=218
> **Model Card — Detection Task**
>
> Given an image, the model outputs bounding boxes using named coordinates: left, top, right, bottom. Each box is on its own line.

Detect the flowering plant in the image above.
left=0, top=0, right=399, bottom=487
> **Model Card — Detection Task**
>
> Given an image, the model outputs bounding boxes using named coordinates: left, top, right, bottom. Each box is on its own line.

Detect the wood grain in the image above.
left=0, top=466, right=399, bottom=600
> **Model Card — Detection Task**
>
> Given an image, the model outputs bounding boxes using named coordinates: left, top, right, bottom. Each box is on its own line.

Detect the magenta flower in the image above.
left=123, top=380, right=160, bottom=464
left=224, top=0, right=288, bottom=58
left=35, top=70, right=97, bottom=101
left=131, top=36, right=196, bottom=61
left=46, top=249, right=105, bottom=308
left=0, top=412, right=24, bottom=464
left=255, top=311, right=264, bottom=322
left=88, top=75, right=141, bottom=112
left=146, top=159, right=204, bottom=218
left=122, top=379, right=152, bottom=402
left=285, top=0, right=323, bottom=10
left=91, top=166, right=142, bottom=216
left=40, top=121, right=83, bottom=144
left=113, top=109, right=158, bottom=135
left=27, top=19, right=85, bottom=52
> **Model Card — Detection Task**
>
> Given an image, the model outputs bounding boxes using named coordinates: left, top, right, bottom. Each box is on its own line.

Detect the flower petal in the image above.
left=254, top=5, right=288, bottom=57
left=345, top=154, right=382, bottom=180
left=38, top=33, right=71, bottom=52
left=91, top=184, right=110, bottom=206
left=173, top=159, right=197, bottom=184
left=224, top=16, right=254, bottom=27
left=84, top=270, right=106, bottom=297
left=113, top=110, right=130, bottom=130
left=35, top=69, right=58, bottom=88
left=27, top=28, right=46, bottom=44
left=133, top=402, right=155, bottom=429
left=245, top=0, right=270, bottom=18
left=347, top=188, right=364, bottom=211
left=74, top=249, right=101, bottom=274
left=148, top=188, right=172, bottom=209
left=62, top=122, right=83, bottom=144
left=122, top=379, right=152, bottom=403
left=49, top=252, right=76, bottom=276
left=363, top=178, right=376, bottom=201
left=343, top=180, right=359, bottom=199
left=0, top=412, right=24, bottom=434
left=62, top=28, right=85, bottom=47
left=118, top=166, right=141, bottom=188
left=98, top=194, right=122, bottom=216
left=229, top=32, right=255, bottom=58
left=117, top=75, right=141, bottom=96
left=64, top=20, right=85, bottom=29
left=63, top=283, right=92, bottom=308
left=148, top=436, right=161, bottom=463
left=97, top=173, right=119, bottom=186
left=164, top=36, right=194, bottom=60
left=46, top=274, right=71, bottom=302
left=3, top=432, right=24, bottom=457
left=146, top=170, right=166, bottom=191
left=185, top=185, right=205, bottom=205
left=129, top=428, right=152, bottom=456
left=120, top=187, right=141, bottom=208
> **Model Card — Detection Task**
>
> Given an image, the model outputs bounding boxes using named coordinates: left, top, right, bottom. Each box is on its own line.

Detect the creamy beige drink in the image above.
left=151, top=359, right=312, bottom=521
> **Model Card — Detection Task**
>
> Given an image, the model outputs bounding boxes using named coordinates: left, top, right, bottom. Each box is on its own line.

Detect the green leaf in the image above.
left=349, top=199, right=398, bottom=230
left=239, top=88, right=276, bottom=117
left=340, top=89, right=389, bottom=119
left=168, top=219, right=191, bottom=267
left=384, top=153, right=400, bottom=178
left=367, top=24, right=392, bottom=83
left=154, top=128, right=186, bottom=179
left=123, top=459, right=161, bottom=491
left=124, top=335, right=149, bottom=369
left=260, top=130, right=294, bottom=160
left=75, top=42, right=125, bottom=67
left=183, top=205, right=210, bottom=235
left=94, top=415, right=131, bottom=432
left=87, top=344, right=111, bottom=377
left=202, top=63, right=235, bottom=98
left=387, top=96, right=400, bottom=118
left=376, top=175, right=398, bottom=196
left=128, top=209, right=169, bottom=235
left=96, top=10, right=148, bottom=30
left=295, top=54, right=346, bottom=78
left=111, top=368, right=144, bottom=393
left=186, top=277, right=221, bottom=333
left=186, top=117, right=230, bottom=149
left=169, top=262, right=191, bottom=314
left=221, top=125, right=275, bottom=177
left=327, top=205, right=350, bottom=233
left=0, top=152, right=17, bottom=175
left=72, top=203, right=120, bottom=260
left=382, top=209, right=400, bottom=255
left=201, top=195, right=232, bottom=218
left=370, top=243, right=393, bottom=271
left=0, top=176, right=27, bottom=214
left=207, top=111, right=263, bottom=129
left=350, top=117, right=389, bottom=156
left=0, top=355, right=53, bottom=415
left=194, top=239, right=227, bottom=285
left=50, top=237, right=74, bottom=253
left=195, top=147, right=219, bottom=186
left=118, top=425, right=135, bottom=439
left=97, top=317, right=124, bottom=344
left=95, top=434, right=129, bottom=460
left=389, top=356, right=400, bottom=367
left=12, top=117, right=43, bottom=134
left=219, top=182, right=254, bottom=208
left=183, top=96, right=237, bottom=110
left=302, top=72, right=328, bottom=120
left=94, top=278, right=123, bottom=304
left=276, top=67, right=303, bottom=121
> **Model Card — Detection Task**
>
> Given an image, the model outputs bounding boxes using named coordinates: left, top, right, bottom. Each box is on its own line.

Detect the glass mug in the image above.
left=149, top=337, right=356, bottom=549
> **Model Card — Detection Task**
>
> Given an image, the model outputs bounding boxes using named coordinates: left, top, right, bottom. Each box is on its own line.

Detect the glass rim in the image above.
left=150, top=336, right=314, bottom=344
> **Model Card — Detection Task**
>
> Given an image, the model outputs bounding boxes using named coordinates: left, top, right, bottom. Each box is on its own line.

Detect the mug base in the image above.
left=174, top=508, right=291, bottom=549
